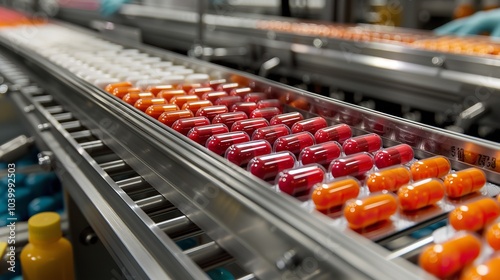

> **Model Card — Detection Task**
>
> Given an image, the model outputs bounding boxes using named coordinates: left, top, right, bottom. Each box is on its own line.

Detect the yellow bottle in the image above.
left=21, top=212, right=75, bottom=280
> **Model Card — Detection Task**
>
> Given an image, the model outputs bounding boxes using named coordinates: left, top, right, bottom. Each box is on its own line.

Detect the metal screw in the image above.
left=37, top=123, right=51, bottom=131
left=24, top=105, right=35, bottom=113
left=276, top=250, right=299, bottom=270
left=38, top=151, right=54, bottom=171
left=431, top=56, right=445, bottom=67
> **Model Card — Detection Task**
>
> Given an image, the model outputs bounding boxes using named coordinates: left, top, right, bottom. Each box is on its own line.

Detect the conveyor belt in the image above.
left=1, top=18, right=499, bottom=279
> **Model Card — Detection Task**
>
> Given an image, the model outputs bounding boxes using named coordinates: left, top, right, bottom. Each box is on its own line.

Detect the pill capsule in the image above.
left=146, top=85, right=174, bottom=96
left=231, top=118, right=269, bottom=135
left=344, top=193, right=397, bottom=229
left=212, top=111, right=248, bottom=128
left=171, top=117, right=210, bottom=136
left=397, top=178, right=444, bottom=211
left=274, top=132, right=316, bottom=156
left=419, top=233, right=481, bottom=279
left=444, top=168, right=486, bottom=198
left=195, top=105, right=229, bottom=121
left=182, top=100, right=213, bottom=115
left=206, top=131, right=250, bottom=155
left=216, top=83, right=240, bottom=94
left=248, top=151, right=296, bottom=181
left=105, top=81, right=132, bottom=93
left=270, top=112, right=305, bottom=128
left=314, top=124, right=352, bottom=144
left=374, top=144, right=414, bottom=169
left=312, top=177, right=360, bottom=211
left=225, top=140, right=272, bottom=166
left=145, top=104, right=180, bottom=119
left=123, top=92, right=154, bottom=105
left=291, top=117, right=328, bottom=134
left=229, top=87, right=252, bottom=98
left=112, top=87, right=140, bottom=99
left=231, top=102, right=258, bottom=116
left=201, top=91, right=228, bottom=103
left=189, top=87, right=214, bottom=98
left=449, top=198, right=500, bottom=231
left=330, top=153, right=373, bottom=178
left=170, top=95, right=199, bottom=108
left=257, top=99, right=282, bottom=112
left=252, top=124, right=290, bottom=145
left=249, top=107, right=281, bottom=121
left=157, top=89, right=186, bottom=101
left=277, top=164, right=325, bottom=196
left=342, top=133, right=382, bottom=155
left=177, top=83, right=202, bottom=93
left=366, top=166, right=411, bottom=193
left=134, top=98, right=167, bottom=111
left=187, top=124, right=229, bottom=145
left=411, top=156, right=451, bottom=181
left=244, top=92, right=267, bottom=102
left=486, top=222, right=500, bottom=250
left=460, top=256, right=500, bottom=280
left=205, top=79, right=226, bottom=90
left=158, top=110, right=194, bottom=127
left=214, top=96, right=242, bottom=108
left=300, top=141, right=342, bottom=167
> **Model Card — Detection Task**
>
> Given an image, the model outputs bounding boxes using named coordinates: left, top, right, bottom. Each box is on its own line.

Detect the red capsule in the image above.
left=231, top=118, right=269, bottom=135
left=277, top=164, right=326, bottom=196
left=216, top=83, right=239, bottom=94
left=249, top=107, right=281, bottom=122
left=248, top=151, right=296, bottom=181
left=182, top=100, right=213, bottom=114
left=229, top=87, right=252, bottom=98
left=225, top=140, right=272, bottom=166
left=270, top=112, right=304, bottom=128
left=171, top=117, right=211, bottom=136
left=201, top=91, right=228, bottom=103
left=314, top=124, right=352, bottom=144
left=145, top=104, right=180, bottom=119
left=330, top=153, right=374, bottom=178
left=252, top=124, right=290, bottom=145
left=123, top=92, right=154, bottom=105
left=134, top=98, right=167, bottom=112
left=214, top=96, right=242, bottom=108
left=169, top=95, right=199, bottom=108
left=158, top=110, right=194, bottom=127
left=206, top=131, right=250, bottom=155
left=374, top=144, right=414, bottom=169
left=244, top=92, right=267, bottom=102
left=291, top=117, right=328, bottom=134
left=231, top=102, right=258, bottom=116
left=212, top=111, right=248, bottom=128
left=187, top=124, right=229, bottom=145
left=195, top=105, right=229, bottom=121
left=257, top=99, right=282, bottom=112
left=189, top=87, right=214, bottom=98
left=274, top=132, right=316, bottom=156
left=299, top=141, right=342, bottom=167
left=157, top=89, right=186, bottom=101
left=342, top=133, right=382, bottom=155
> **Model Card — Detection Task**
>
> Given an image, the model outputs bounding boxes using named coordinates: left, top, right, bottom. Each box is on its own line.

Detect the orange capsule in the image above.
left=449, top=198, right=500, bottom=231
left=444, top=168, right=486, bottom=198
left=169, top=95, right=199, bottom=108
left=112, top=87, right=140, bottom=99
left=410, top=156, right=451, bottom=181
left=460, top=256, right=500, bottom=280
left=158, top=110, right=194, bottom=127
left=366, top=166, right=411, bottom=193
left=123, top=92, right=154, bottom=105
left=397, top=179, right=445, bottom=211
left=419, top=233, right=481, bottom=279
left=105, top=81, right=132, bottom=93
left=311, top=177, right=360, bottom=211
left=182, top=100, right=213, bottom=115
left=177, top=83, right=202, bottom=93
left=189, top=87, right=214, bottom=98
left=145, top=104, right=179, bottom=119
left=343, top=193, right=397, bottom=229
left=485, top=222, right=500, bottom=250
left=147, top=85, right=174, bottom=96
left=134, top=98, right=167, bottom=112
left=157, top=89, right=186, bottom=102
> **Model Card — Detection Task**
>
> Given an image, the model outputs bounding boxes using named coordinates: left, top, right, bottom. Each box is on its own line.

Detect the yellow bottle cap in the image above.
left=28, top=212, right=62, bottom=244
